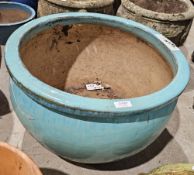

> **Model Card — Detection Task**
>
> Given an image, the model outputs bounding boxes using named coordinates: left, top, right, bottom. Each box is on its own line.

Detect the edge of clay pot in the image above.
left=5, top=13, right=190, bottom=116
left=0, top=1, right=36, bottom=26
left=121, top=0, right=194, bottom=21
left=0, top=142, right=42, bottom=175
left=148, top=164, right=194, bottom=174
left=46, top=0, right=114, bottom=9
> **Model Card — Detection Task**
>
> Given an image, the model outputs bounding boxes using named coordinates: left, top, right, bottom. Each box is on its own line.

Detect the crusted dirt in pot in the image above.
left=20, top=24, right=173, bottom=99
left=129, top=0, right=188, bottom=14
left=0, top=9, right=29, bottom=23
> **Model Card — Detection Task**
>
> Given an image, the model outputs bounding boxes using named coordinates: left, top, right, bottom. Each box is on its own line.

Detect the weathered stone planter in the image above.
left=117, top=0, right=194, bottom=46
left=0, top=142, right=42, bottom=175
left=5, top=13, right=189, bottom=164
left=38, top=0, right=114, bottom=16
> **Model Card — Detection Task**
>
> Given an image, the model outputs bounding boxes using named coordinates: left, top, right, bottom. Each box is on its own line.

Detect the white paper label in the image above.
left=156, top=34, right=179, bottom=51
left=86, top=84, right=104, bottom=91
left=192, top=166, right=194, bottom=171
left=114, top=101, right=132, bottom=108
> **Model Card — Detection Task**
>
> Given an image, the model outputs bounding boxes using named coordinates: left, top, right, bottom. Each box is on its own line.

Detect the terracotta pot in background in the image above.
left=0, top=142, right=42, bottom=175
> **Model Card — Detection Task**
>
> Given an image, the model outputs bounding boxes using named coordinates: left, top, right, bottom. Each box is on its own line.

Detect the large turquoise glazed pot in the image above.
left=5, top=13, right=190, bottom=164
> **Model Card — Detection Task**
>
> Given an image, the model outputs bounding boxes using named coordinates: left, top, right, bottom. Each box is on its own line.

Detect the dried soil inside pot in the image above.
left=0, top=9, right=30, bottom=23
left=20, top=24, right=173, bottom=99
left=129, top=0, right=188, bottom=14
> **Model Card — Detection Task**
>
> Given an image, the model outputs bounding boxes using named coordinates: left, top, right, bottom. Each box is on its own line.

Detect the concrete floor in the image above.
left=0, top=22, right=194, bottom=175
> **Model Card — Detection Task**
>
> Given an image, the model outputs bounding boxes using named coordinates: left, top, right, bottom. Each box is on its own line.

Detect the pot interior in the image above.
left=0, top=5, right=30, bottom=24
left=20, top=23, right=173, bottom=99
left=129, top=0, right=188, bottom=14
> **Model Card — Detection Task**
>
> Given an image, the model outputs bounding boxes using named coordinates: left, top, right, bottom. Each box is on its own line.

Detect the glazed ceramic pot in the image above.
left=144, top=164, right=194, bottom=175
left=0, top=142, right=42, bottom=175
left=10, top=0, right=38, bottom=11
left=117, top=0, right=194, bottom=46
left=38, top=0, right=114, bottom=16
left=5, top=13, right=189, bottom=163
left=0, top=2, right=35, bottom=45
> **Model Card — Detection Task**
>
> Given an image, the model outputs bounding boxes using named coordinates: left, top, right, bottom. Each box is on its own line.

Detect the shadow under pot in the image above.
left=117, top=0, right=194, bottom=46
left=38, top=0, right=114, bottom=17
left=113, top=0, right=121, bottom=13
left=5, top=13, right=189, bottom=163
left=0, top=1, right=35, bottom=45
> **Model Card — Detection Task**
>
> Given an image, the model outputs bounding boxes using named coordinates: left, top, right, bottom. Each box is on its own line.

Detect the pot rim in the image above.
left=0, top=142, right=42, bottom=175
left=121, top=0, right=194, bottom=21
left=0, top=1, right=36, bottom=27
left=5, top=13, right=190, bottom=116
left=46, top=0, right=114, bottom=9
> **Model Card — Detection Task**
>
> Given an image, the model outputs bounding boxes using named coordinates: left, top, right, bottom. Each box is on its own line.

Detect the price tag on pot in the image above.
left=114, top=101, right=132, bottom=108
left=156, top=34, right=179, bottom=51
left=86, top=84, right=104, bottom=91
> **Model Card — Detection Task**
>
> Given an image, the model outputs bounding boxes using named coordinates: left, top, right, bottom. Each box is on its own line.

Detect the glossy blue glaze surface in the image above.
left=5, top=13, right=190, bottom=163
left=10, top=0, right=38, bottom=11
left=0, top=1, right=35, bottom=45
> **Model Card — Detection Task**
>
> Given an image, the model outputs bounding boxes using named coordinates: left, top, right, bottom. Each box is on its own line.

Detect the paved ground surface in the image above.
left=0, top=22, right=194, bottom=175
